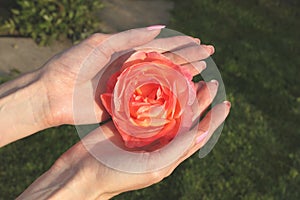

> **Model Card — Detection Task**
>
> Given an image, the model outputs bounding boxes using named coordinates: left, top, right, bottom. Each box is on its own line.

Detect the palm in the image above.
left=56, top=98, right=230, bottom=198
left=39, top=31, right=214, bottom=126
left=17, top=28, right=231, bottom=199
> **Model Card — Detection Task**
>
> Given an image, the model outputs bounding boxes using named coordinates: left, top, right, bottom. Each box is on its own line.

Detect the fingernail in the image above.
left=196, top=131, right=209, bottom=144
left=203, top=45, right=215, bottom=54
left=194, top=38, right=201, bottom=44
left=209, top=45, right=215, bottom=54
left=199, top=61, right=207, bottom=71
left=210, top=79, right=219, bottom=87
left=223, top=101, right=231, bottom=107
left=147, top=25, right=166, bottom=30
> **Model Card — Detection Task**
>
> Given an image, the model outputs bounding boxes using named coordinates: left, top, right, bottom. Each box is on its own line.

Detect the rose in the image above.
left=100, top=51, right=198, bottom=150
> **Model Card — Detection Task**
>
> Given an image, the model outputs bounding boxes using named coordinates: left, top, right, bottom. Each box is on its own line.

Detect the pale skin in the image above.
left=0, top=27, right=231, bottom=199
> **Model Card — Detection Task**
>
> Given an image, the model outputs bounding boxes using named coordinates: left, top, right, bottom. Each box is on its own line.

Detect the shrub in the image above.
left=2, top=0, right=103, bottom=45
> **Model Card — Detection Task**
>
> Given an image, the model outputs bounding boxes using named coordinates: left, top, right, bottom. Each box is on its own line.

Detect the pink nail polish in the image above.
left=209, top=46, right=215, bottom=54
left=223, top=101, right=231, bottom=107
left=196, top=131, right=209, bottom=144
left=203, top=45, right=215, bottom=54
left=147, top=25, right=166, bottom=30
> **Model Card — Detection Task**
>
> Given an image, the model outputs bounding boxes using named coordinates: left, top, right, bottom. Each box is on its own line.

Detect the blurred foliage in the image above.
left=0, top=0, right=299, bottom=199
left=1, top=0, right=103, bottom=45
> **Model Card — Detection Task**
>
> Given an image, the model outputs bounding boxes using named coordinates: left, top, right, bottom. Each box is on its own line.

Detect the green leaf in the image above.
left=4, top=0, right=104, bottom=45
left=11, top=9, right=20, bottom=15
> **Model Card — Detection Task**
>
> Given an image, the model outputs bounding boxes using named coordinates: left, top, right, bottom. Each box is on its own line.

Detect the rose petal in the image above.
left=100, top=93, right=113, bottom=116
left=100, top=50, right=197, bottom=150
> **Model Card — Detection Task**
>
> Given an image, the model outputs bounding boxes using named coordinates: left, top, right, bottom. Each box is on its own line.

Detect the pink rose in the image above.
left=100, top=51, right=197, bottom=150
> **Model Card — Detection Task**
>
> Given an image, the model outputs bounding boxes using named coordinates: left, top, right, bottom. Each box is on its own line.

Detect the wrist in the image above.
left=17, top=167, right=82, bottom=199
left=0, top=70, right=52, bottom=146
left=18, top=151, right=107, bottom=199
left=31, top=72, right=57, bottom=128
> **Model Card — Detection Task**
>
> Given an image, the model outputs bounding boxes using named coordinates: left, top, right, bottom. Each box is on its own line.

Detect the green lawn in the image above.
left=0, top=0, right=299, bottom=199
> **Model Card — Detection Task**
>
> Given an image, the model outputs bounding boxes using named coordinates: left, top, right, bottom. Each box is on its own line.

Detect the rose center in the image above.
left=129, top=83, right=172, bottom=127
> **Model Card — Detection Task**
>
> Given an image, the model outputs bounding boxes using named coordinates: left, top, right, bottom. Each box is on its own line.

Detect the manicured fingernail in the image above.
left=210, top=79, right=219, bottom=86
left=196, top=131, right=209, bottom=144
left=208, top=45, right=215, bottom=54
left=203, top=45, right=215, bottom=54
left=199, top=61, right=207, bottom=71
left=194, top=38, right=201, bottom=44
left=223, top=101, right=231, bottom=107
left=147, top=25, right=166, bottom=30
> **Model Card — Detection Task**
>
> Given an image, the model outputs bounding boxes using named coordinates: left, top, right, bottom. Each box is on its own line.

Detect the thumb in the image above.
left=80, top=26, right=165, bottom=75
left=102, top=25, right=165, bottom=54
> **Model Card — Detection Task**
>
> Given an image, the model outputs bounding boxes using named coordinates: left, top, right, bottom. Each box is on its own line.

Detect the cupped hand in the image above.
left=39, top=27, right=163, bottom=126
left=18, top=92, right=230, bottom=200
left=39, top=27, right=215, bottom=127
left=18, top=42, right=231, bottom=198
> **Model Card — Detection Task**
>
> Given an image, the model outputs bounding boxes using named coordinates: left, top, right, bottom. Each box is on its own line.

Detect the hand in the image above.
left=39, top=27, right=164, bottom=126
left=18, top=102, right=230, bottom=200
left=0, top=27, right=164, bottom=146
left=18, top=37, right=231, bottom=199
left=39, top=28, right=214, bottom=127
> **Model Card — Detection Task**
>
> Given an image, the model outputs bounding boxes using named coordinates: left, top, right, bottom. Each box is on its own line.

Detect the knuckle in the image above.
left=89, top=33, right=105, bottom=40
left=150, top=171, right=164, bottom=183
left=85, top=33, right=110, bottom=47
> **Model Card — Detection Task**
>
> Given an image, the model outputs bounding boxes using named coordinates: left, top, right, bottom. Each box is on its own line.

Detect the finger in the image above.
left=99, top=27, right=164, bottom=57
left=192, top=80, right=219, bottom=122
left=197, top=101, right=230, bottom=142
left=78, top=28, right=161, bottom=73
left=170, top=101, right=231, bottom=170
left=162, top=45, right=214, bottom=77
left=76, top=27, right=164, bottom=79
left=56, top=33, right=111, bottom=60
left=193, top=38, right=201, bottom=44
left=181, top=60, right=206, bottom=77
left=164, top=45, right=214, bottom=64
left=83, top=33, right=112, bottom=48
left=201, top=45, right=215, bottom=55
left=137, top=35, right=199, bottom=53
left=197, top=80, right=219, bottom=116
left=192, top=101, right=231, bottom=154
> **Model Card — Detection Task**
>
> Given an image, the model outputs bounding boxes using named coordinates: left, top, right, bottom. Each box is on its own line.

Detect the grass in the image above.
left=115, top=0, right=300, bottom=199
left=0, top=0, right=299, bottom=199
